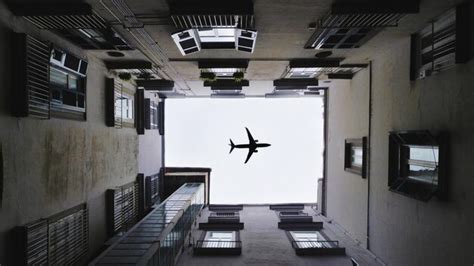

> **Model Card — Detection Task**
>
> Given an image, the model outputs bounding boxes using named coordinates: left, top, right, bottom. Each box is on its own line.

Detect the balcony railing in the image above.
left=291, top=240, right=339, bottom=249
left=195, top=240, right=242, bottom=248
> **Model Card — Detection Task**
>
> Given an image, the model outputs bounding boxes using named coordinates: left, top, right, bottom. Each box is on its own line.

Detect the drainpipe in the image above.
left=366, top=61, right=373, bottom=250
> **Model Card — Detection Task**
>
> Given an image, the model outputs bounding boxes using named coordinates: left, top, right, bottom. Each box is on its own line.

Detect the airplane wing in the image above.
left=245, top=127, right=256, bottom=145
left=244, top=146, right=256, bottom=164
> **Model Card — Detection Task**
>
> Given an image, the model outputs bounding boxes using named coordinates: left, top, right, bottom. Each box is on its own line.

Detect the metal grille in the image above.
left=23, top=13, right=107, bottom=29
left=292, top=240, right=339, bottom=249
left=48, top=206, right=88, bottom=265
left=210, top=212, right=239, bottom=217
left=307, top=12, right=405, bottom=49
left=196, top=240, right=241, bottom=248
left=320, top=13, right=404, bottom=29
left=114, top=81, right=123, bottom=128
left=145, top=173, right=160, bottom=207
left=24, top=219, right=49, bottom=265
left=26, top=35, right=50, bottom=119
left=109, top=182, right=139, bottom=234
left=171, top=15, right=254, bottom=29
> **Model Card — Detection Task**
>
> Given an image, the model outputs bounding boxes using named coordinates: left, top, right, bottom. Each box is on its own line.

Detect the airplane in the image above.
left=229, top=127, right=271, bottom=164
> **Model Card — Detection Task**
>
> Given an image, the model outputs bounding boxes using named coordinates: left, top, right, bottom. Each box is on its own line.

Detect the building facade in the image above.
left=0, top=0, right=473, bottom=265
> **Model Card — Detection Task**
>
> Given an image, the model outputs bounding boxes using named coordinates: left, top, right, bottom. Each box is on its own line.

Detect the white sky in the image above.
left=165, top=97, right=324, bottom=204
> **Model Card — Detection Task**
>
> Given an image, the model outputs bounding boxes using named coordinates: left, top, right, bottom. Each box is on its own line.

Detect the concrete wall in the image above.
left=367, top=37, right=474, bottom=266
left=326, top=3, right=474, bottom=265
left=0, top=8, right=146, bottom=263
left=138, top=91, right=163, bottom=177
left=177, top=206, right=380, bottom=266
left=326, top=76, right=370, bottom=248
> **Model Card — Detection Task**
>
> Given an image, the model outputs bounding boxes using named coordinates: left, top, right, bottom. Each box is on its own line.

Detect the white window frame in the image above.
left=203, top=231, right=237, bottom=248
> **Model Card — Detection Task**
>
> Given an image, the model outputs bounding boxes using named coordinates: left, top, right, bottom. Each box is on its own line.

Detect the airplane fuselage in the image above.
left=234, top=143, right=271, bottom=149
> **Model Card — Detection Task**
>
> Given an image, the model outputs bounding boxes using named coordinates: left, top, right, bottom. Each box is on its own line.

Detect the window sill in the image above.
left=389, top=178, right=438, bottom=202
left=51, top=109, right=86, bottom=121
left=294, top=247, right=346, bottom=256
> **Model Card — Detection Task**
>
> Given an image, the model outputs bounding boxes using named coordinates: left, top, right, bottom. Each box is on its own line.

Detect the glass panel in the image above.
left=407, top=145, right=439, bottom=185
left=68, top=75, right=78, bottom=90
left=198, top=28, right=236, bottom=43
left=203, top=231, right=236, bottom=248
left=62, top=91, right=76, bottom=107
left=351, top=146, right=363, bottom=167
left=50, top=67, right=68, bottom=88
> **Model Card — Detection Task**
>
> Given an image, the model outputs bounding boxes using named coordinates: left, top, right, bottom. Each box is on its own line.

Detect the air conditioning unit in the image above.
left=235, top=29, right=257, bottom=53
left=171, top=29, right=201, bottom=56
left=50, top=48, right=88, bottom=76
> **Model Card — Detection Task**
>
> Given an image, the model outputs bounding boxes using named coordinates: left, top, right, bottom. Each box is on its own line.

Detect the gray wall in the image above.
left=177, top=206, right=379, bottom=266
left=326, top=76, right=369, bottom=248
left=326, top=7, right=474, bottom=266
left=0, top=8, right=156, bottom=263
left=138, top=91, right=163, bottom=177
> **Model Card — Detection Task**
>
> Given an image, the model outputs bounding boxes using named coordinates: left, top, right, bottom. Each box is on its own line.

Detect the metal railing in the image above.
left=292, top=240, right=339, bottom=249
left=195, top=240, right=242, bottom=249
left=171, top=14, right=254, bottom=29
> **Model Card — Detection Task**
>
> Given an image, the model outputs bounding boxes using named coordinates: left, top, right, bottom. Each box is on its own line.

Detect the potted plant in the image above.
left=118, top=72, right=132, bottom=81
left=233, top=71, right=244, bottom=82
left=200, top=72, right=217, bottom=83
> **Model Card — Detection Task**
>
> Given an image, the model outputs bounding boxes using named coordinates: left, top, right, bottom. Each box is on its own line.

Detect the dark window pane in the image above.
left=77, top=95, right=85, bottom=108
left=52, top=89, right=61, bottom=101
left=63, top=91, right=76, bottom=107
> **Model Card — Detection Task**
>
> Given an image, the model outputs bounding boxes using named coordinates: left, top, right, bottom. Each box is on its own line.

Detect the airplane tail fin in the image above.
left=229, top=139, right=235, bottom=154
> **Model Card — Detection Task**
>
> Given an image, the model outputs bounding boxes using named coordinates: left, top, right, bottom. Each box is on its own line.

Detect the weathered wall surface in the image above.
left=326, top=76, right=370, bottom=248
left=0, top=14, right=140, bottom=264
left=138, top=91, right=163, bottom=177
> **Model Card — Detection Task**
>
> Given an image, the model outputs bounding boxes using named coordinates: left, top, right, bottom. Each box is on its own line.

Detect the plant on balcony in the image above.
left=233, top=71, right=244, bottom=82
left=200, top=72, right=217, bottom=83
left=118, top=72, right=132, bottom=81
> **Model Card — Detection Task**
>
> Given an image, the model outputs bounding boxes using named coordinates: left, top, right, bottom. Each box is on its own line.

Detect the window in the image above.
left=145, top=99, right=159, bottom=130
left=194, top=230, right=242, bottom=255
left=198, top=28, right=236, bottom=43
left=106, top=78, right=135, bottom=128
left=344, top=137, right=367, bottom=178
left=106, top=181, right=139, bottom=236
left=410, top=3, right=469, bottom=80
left=286, top=230, right=345, bottom=255
left=116, top=91, right=134, bottom=123
left=290, top=231, right=335, bottom=248
left=203, top=231, right=237, bottom=248
left=15, top=204, right=88, bottom=265
left=50, top=66, right=86, bottom=114
left=388, top=130, right=447, bottom=201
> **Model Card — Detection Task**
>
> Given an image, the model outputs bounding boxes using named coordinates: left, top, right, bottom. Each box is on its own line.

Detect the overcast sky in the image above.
left=165, top=97, right=324, bottom=204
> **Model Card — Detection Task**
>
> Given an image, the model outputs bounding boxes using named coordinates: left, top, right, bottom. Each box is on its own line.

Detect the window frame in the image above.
left=285, top=230, right=345, bottom=256
left=388, top=130, right=448, bottom=201
left=193, top=230, right=242, bottom=255
left=106, top=78, right=136, bottom=129
left=344, top=137, right=367, bottom=178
